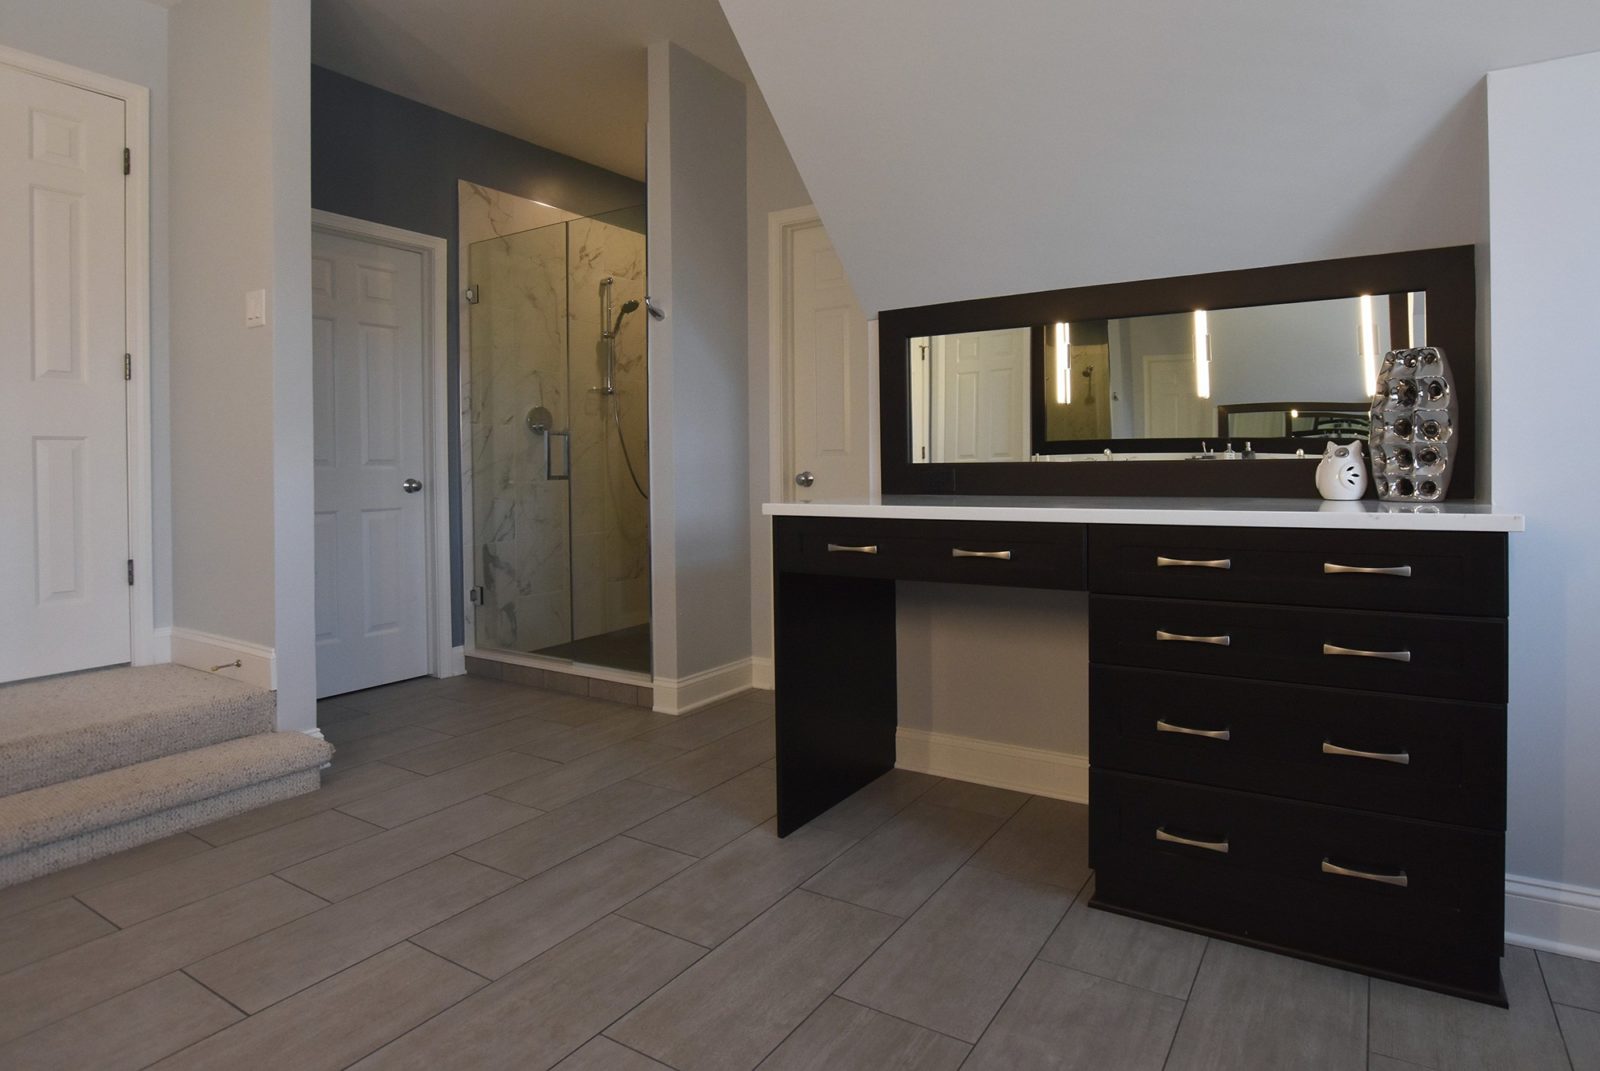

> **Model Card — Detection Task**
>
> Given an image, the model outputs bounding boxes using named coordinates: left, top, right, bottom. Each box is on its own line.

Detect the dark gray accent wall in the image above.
left=311, top=66, right=646, bottom=647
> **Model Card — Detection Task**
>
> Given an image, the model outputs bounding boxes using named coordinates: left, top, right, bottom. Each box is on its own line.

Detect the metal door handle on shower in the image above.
left=545, top=430, right=571, bottom=481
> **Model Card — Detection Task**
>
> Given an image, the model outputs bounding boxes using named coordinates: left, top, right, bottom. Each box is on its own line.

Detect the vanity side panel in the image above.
left=773, top=518, right=898, bottom=835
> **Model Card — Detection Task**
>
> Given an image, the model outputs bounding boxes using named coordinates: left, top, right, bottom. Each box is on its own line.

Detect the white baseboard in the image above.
left=895, top=727, right=1088, bottom=803
left=145, top=626, right=173, bottom=663
left=750, top=656, right=774, bottom=691
left=1505, top=875, right=1600, bottom=961
left=170, top=628, right=276, bottom=690
left=654, top=658, right=756, bottom=715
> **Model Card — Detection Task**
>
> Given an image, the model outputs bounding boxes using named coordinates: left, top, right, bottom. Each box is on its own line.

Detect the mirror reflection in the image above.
left=910, top=292, right=1427, bottom=463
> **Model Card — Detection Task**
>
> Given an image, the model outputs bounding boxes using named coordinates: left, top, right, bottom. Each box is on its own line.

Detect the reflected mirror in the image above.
left=910, top=291, right=1427, bottom=463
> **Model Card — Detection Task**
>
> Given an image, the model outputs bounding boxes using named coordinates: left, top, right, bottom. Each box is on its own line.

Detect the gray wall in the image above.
left=1, top=0, right=172, bottom=630
left=647, top=42, right=750, bottom=684
left=1489, top=49, right=1600, bottom=942
left=168, top=0, right=314, bottom=728
left=310, top=66, right=646, bottom=646
left=720, top=0, right=1600, bottom=316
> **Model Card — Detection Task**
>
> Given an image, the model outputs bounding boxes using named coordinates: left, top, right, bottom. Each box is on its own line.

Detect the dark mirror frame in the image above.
left=878, top=245, right=1477, bottom=498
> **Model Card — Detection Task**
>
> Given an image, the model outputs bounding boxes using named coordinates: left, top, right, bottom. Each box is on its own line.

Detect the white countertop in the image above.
left=763, top=495, right=1525, bottom=532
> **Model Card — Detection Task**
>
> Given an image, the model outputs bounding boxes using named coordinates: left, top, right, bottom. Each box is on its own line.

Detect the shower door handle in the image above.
left=546, top=430, right=571, bottom=481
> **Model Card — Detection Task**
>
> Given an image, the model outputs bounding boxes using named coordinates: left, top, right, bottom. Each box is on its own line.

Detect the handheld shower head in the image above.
left=611, top=299, right=640, bottom=337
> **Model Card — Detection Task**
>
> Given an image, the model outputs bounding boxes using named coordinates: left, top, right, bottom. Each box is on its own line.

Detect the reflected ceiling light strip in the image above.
left=1055, top=322, right=1071, bottom=404
left=1359, top=294, right=1378, bottom=394
left=1406, top=291, right=1417, bottom=348
left=1192, top=310, right=1211, bottom=399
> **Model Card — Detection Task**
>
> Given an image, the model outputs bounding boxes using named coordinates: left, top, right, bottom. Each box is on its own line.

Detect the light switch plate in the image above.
left=245, top=289, right=267, bottom=328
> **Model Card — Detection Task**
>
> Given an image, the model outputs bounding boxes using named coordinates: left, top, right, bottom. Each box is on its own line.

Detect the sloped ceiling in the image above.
left=312, top=0, right=751, bottom=180
left=719, top=0, right=1600, bottom=315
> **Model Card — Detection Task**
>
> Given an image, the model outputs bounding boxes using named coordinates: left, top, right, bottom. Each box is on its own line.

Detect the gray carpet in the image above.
left=0, top=666, right=275, bottom=796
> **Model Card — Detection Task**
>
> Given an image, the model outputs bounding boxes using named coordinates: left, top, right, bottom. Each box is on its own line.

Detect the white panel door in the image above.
left=312, top=229, right=429, bottom=697
left=785, top=219, right=870, bottom=500
left=0, top=63, right=129, bottom=683
left=1143, top=353, right=1215, bottom=439
left=932, top=328, right=1031, bottom=461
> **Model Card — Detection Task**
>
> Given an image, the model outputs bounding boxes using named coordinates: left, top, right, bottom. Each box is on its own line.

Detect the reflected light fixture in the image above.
left=1054, top=322, right=1071, bottom=405
left=1192, top=310, right=1211, bottom=399
left=1358, top=294, right=1378, bottom=394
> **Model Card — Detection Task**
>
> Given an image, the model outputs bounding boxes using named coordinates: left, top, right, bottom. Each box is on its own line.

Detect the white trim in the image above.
left=309, top=211, right=458, bottom=682
left=301, top=727, right=327, bottom=742
left=148, top=627, right=173, bottom=663
left=653, top=658, right=757, bottom=715
left=1505, top=875, right=1600, bottom=962
left=0, top=46, right=157, bottom=671
left=750, top=656, right=775, bottom=691
left=170, top=628, right=276, bottom=690
left=895, top=728, right=1090, bottom=803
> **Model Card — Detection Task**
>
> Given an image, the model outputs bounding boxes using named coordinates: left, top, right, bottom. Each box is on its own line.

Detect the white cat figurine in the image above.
left=1316, top=440, right=1369, bottom=500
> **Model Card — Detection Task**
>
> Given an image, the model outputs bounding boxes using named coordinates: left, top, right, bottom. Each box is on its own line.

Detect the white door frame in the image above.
left=0, top=44, right=156, bottom=668
left=310, top=209, right=458, bottom=679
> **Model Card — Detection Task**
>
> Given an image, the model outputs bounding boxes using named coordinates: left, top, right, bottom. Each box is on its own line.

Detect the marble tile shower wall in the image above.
left=469, top=223, right=573, bottom=654
left=568, top=217, right=650, bottom=642
left=464, top=199, right=649, bottom=660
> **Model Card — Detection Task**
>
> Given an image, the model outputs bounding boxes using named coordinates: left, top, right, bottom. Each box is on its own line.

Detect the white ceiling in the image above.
left=719, top=0, right=1600, bottom=315
left=310, top=0, right=752, bottom=180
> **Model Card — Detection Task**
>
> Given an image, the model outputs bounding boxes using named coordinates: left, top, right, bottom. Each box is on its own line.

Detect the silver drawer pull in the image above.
left=1156, top=827, right=1230, bottom=854
left=1157, top=719, right=1231, bottom=741
left=1324, top=562, right=1413, bottom=578
left=1322, top=643, right=1410, bottom=662
left=1322, top=741, right=1410, bottom=765
left=1156, top=630, right=1231, bottom=646
left=951, top=548, right=1012, bottom=560
left=1321, top=858, right=1409, bottom=888
left=826, top=544, right=878, bottom=555
left=1156, top=556, right=1232, bottom=570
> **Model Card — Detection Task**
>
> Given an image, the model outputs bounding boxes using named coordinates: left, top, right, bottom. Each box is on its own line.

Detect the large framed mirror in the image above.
left=880, top=246, right=1477, bottom=498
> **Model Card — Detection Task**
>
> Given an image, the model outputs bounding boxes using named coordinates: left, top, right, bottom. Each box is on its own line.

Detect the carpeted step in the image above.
left=0, top=665, right=275, bottom=797
left=0, top=731, right=333, bottom=888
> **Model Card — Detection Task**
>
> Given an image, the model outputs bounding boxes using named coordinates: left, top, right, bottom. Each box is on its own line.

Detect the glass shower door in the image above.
left=467, top=222, right=572, bottom=654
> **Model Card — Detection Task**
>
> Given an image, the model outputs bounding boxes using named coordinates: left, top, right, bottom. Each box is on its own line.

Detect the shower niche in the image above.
left=463, top=188, right=651, bottom=675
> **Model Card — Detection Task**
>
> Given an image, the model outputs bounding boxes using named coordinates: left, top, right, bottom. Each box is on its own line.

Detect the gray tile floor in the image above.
left=0, top=674, right=1595, bottom=1070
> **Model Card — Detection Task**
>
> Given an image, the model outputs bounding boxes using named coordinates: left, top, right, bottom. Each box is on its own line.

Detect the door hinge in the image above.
left=123, top=147, right=131, bottom=176
left=124, top=354, right=132, bottom=380
left=464, top=285, right=480, bottom=305
left=127, top=559, right=134, bottom=586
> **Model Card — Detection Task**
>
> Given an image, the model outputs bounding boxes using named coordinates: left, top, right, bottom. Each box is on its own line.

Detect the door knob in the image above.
left=402, top=478, right=422, bottom=494
left=794, top=471, right=815, bottom=488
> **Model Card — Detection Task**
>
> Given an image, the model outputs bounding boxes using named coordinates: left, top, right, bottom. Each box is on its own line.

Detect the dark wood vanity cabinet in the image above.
left=1086, top=524, right=1509, bottom=1004
left=771, top=512, right=1511, bottom=1005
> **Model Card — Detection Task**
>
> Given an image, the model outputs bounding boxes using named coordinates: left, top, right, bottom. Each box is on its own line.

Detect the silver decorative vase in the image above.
left=1369, top=346, right=1457, bottom=502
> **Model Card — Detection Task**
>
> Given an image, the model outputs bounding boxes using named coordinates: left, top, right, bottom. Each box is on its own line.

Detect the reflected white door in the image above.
left=312, top=229, right=429, bottom=697
left=783, top=217, right=870, bottom=500
left=1143, top=353, right=1214, bottom=439
left=0, top=63, right=130, bottom=683
left=931, top=328, right=1031, bottom=461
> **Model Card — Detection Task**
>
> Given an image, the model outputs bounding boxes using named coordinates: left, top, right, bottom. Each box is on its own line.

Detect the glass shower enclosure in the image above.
left=466, top=207, right=651, bottom=674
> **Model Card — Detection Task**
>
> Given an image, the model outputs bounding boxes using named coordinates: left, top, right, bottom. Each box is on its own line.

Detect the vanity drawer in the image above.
left=1089, top=769, right=1504, bottom=1001
left=1089, top=525, right=1507, bottom=617
left=775, top=516, right=1086, bottom=589
left=1089, top=595, right=1506, bottom=702
left=1090, top=666, right=1505, bottom=829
